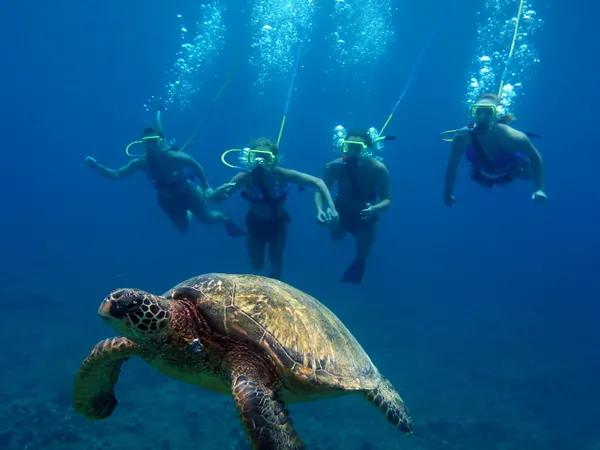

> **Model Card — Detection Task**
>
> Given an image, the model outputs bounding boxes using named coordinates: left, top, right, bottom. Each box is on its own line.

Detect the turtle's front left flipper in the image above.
left=363, top=377, right=413, bottom=433
left=230, top=361, right=305, bottom=450
left=73, top=337, right=140, bottom=420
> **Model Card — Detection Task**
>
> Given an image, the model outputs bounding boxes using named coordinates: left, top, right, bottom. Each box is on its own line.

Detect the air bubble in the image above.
left=464, top=0, right=544, bottom=115
left=163, top=2, right=226, bottom=110
left=249, top=0, right=315, bottom=91
left=328, top=0, right=393, bottom=79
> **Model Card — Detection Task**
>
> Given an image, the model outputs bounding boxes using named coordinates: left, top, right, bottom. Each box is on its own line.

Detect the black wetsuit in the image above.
left=335, top=159, right=379, bottom=234
left=146, top=151, right=198, bottom=206
left=241, top=171, right=290, bottom=243
left=334, top=158, right=379, bottom=285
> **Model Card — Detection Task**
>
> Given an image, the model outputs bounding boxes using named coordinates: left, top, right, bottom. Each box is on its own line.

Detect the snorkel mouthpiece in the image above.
left=252, top=157, right=267, bottom=168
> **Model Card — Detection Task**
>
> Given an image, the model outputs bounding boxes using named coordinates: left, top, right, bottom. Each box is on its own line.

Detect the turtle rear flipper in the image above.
left=231, top=361, right=305, bottom=450
left=363, top=377, right=414, bottom=433
left=73, top=337, right=140, bottom=420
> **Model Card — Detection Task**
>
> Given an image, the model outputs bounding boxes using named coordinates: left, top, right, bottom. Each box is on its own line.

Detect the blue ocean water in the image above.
left=0, top=0, right=598, bottom=448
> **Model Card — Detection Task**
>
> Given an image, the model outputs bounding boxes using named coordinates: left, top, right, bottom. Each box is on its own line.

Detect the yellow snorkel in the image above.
left=125, top=106, right=170, bottom=157
left=125, top=135, right=165, bottom=157
left=221, top=148, right=277, bottom=172
left=439, top=128, right=463, bottom=143
left=439, top=103, right=501, bottom=142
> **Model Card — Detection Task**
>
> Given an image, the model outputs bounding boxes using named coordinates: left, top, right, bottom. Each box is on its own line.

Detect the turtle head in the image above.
left=98, top=288, right=171, bottom=341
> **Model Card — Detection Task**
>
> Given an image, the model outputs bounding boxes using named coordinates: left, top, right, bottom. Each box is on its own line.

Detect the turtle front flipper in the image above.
left=363, top=377, right=414, bottom=433
left=231, top=365, right=305, bottom=449
left=73, top=337, right=140, bottom=420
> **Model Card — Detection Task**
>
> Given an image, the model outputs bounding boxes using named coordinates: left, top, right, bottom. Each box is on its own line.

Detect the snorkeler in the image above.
left=316, top=129, right=391, bottom=285
left=443, top=93, right=547, bottom=206
left=210, top=137, right=339, bottom=280
left=85, top=123, right=244, bottom=236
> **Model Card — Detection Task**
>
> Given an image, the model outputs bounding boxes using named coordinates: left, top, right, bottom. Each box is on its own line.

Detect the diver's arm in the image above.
left=314, top=164, right=336, bottom=212
left=281, top=168, right=337, bottom=212
left=521, top=137, right=545, bottom=192
left=89, top=158, right=146, bottom=180
left=444, top=136, right=466, bottom=198
left=371, top=164, right=391, bottom=213
left=206, top=172, right=247, bottom=203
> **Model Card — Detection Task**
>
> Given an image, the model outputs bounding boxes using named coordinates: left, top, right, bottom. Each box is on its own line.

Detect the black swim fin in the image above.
left=225, top=219, right=246, bottom=238
left=341, top=257, right=366, bottom=285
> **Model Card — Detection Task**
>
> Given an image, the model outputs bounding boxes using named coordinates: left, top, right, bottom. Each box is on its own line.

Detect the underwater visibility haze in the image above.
left=0, top=0, right=599, bottom=448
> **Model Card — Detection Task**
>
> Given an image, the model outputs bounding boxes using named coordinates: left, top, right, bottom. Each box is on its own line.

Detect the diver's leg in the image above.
left=157, top=195, right=191, bottom=233
left=355, top=224, right=376, bottom=260
left=329, top=219, right=346, bottom=242
left=268, top=221, right=288, bottom=280
left=188, top=186, right=245, bottom=236
left=246, top=215, right=266, bottom=273
left=247, top=235, right=266, bottom=273
left=341, top=224, right=375, bottom=285
left=188, top=186, right=228, bottom=224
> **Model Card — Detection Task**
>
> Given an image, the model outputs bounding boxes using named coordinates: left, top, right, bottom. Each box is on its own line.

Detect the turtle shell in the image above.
left=165, top=273, right=381, bottom=391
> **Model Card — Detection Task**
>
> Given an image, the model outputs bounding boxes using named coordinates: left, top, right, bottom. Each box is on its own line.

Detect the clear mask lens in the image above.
left=471, top=104, right=497, bottom=119
left=342, top=140, right=367, bottom=154
left=248, top=150, right=274, bottom=168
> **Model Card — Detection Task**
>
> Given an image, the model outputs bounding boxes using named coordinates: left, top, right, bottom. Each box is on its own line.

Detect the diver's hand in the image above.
left=85, top=156, right=99, bottom=169
left=204, top=187, right=215, bottom=200
left=444, top=194, right=456, bottom=207
left=360, top=203, right=377, bottom=221
left=531, top=190, right=547, bottom=204
left=327, top=207, right=339, bottom=223
left=316, top=209, right=329, bottom=224
left=207, top=183, right=236, bottom=202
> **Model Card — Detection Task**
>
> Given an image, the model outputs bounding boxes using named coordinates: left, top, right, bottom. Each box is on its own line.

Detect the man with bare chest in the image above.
left=315, top=130, right=391, bottom=284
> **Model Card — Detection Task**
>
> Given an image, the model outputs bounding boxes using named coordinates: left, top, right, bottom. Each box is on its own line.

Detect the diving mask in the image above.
left=247, top=149, right=276, bottom=169
left=220, top=147, right=277, bottom=171
left=341, top=140, right=369, bottom=154
left=470, top=103, right=498, bottom=120
left=125, top=135, right=164, bottom=157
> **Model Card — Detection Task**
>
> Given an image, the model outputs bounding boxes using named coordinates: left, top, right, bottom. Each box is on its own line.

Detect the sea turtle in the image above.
left=73, top=273, right=413, bottom=449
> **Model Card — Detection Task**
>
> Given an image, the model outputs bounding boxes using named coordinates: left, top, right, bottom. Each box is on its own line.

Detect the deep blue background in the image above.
left=1, top=0, right=599, bottom=447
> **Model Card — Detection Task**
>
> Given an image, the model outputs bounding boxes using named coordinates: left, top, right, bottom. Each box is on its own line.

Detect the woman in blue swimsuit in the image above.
left=209, top=137, right=338, bottom=280
left=443, top=93, right=547, bottom=206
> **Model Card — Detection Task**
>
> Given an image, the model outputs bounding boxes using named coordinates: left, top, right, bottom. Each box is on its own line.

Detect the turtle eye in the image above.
left=110, top=296, right=142, bottom=318
left=124, top=297, right=141, bottom=311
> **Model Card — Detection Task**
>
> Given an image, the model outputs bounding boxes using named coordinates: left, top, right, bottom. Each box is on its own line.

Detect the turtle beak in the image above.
left=98, top=298, right=113, bottom=319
